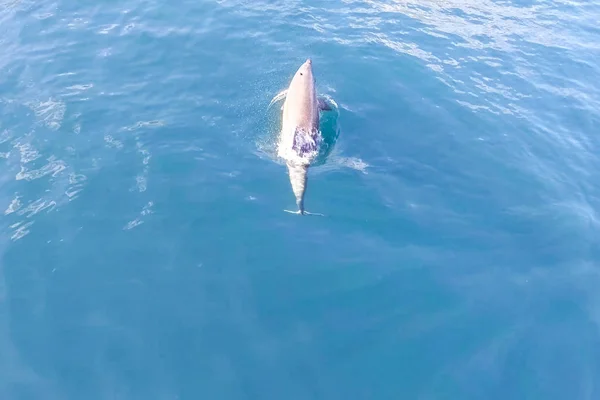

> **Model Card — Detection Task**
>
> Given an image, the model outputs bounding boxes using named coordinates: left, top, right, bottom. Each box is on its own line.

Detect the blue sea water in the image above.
left=1, top=0, right=600, bottom=398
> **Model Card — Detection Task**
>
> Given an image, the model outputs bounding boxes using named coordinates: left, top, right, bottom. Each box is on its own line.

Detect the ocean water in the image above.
left=1, top=0, right=600, bottom=398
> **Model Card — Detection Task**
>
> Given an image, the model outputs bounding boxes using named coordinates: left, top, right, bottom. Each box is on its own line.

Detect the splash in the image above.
left=257, top=90, right=369, bottom=175
left=257, top=91, right=341, bottom=166
left=276, top=126, right=322, bottom=166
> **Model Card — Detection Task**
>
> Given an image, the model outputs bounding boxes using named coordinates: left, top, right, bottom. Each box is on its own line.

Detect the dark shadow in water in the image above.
left=313, top=99, right=341, bottom=167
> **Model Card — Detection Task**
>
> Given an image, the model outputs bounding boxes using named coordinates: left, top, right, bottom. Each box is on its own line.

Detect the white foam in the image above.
left=337, top=156, right=369, bottom=174
left=276, top=126, right=321, bottom=165
left=26, top=97, right=66, bottom=130
left=4, top=196, right=21, bottom=215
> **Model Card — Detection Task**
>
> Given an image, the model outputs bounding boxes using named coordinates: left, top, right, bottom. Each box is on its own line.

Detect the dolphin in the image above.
left=277, top=58, right=332, bottom=215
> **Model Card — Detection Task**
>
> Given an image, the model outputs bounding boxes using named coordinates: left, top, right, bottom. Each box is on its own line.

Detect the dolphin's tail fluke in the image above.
left=283, top=209, right=325, bottom=216
left=285, top=162, right=323, bottom=216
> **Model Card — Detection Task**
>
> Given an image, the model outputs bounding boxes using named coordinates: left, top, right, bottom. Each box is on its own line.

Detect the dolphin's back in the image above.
left=282, top=64, right=319, bottom=135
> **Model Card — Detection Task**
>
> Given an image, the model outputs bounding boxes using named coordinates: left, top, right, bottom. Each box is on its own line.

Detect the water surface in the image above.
left=1, top=0, right=600, bottom=399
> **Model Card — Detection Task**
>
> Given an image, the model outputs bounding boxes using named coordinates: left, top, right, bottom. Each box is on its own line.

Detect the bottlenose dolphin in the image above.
left=277, top=58, right=332, bottom=215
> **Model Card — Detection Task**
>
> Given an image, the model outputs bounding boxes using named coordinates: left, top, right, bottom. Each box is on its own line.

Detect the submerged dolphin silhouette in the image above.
left=277, top=58, right=332, bottom=215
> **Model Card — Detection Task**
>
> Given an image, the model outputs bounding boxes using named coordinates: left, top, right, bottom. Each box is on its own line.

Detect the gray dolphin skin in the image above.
left=279, top=58, right=332, bottom=215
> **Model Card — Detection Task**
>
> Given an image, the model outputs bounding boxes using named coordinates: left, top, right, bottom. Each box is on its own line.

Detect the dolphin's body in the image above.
left=277, top=59, right=332, bottom=215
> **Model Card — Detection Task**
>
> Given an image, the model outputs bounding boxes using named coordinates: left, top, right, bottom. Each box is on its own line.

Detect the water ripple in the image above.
left=0, top=0, right=599, bottom=397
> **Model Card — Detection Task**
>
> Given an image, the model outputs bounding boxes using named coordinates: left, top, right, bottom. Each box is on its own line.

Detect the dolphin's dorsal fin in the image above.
left=318, top=97, right=332, bottom=111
